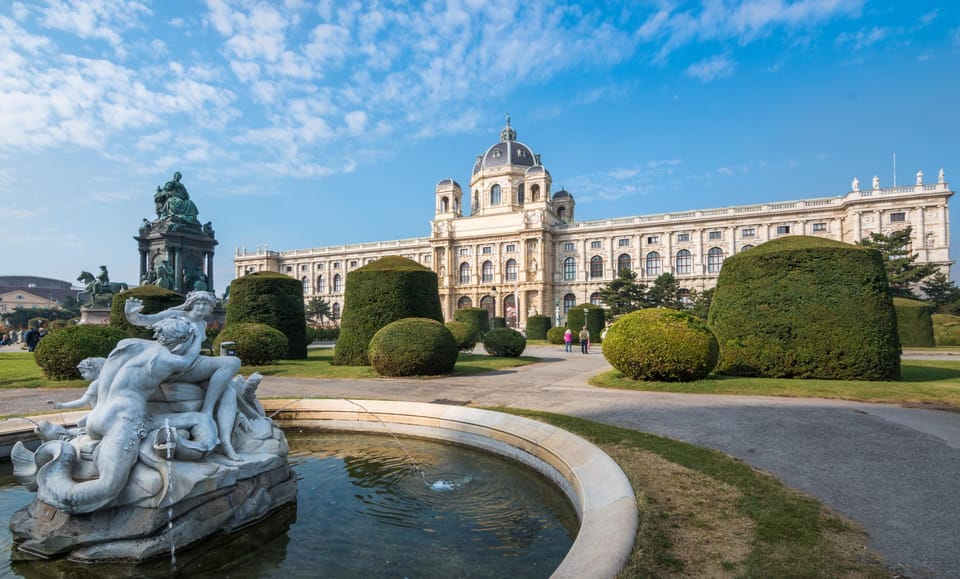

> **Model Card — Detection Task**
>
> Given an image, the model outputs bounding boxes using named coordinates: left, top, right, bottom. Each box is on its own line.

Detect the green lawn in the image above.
left=591, top=359, right=960, bottom=410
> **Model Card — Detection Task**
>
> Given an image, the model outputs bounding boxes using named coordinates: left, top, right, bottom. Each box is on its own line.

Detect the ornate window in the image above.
left=741, top=244, right=754, bottom=252
left=708, top=230, right=722, bottom=240
left=459, top=262, right=471, bottom=284
left=563, top=257, right=577, bottom=281
left=590, top=292, right=602, bottom=306
left=518, top=183, right=525, bottom=205
left=563, top=242, right=575, bottom=252
left=563, top=293, right=577, bottom=314
left=481, top=260, right=493, bottom=283
left=301, top=276, right=309, bottom=294
left=617, top=254, right=632, bottom=274
left=457, top=296, right=473, bottom=309
left=440, top=196, right=449, bottom=212
left=678, top=288, right=692, bottom=305
left=490, top=184, right=501, bottom=205
left=333, top=274, right=342, bottom=292
left=590, top=240, right=602, bottom=249
left=332, top=302, right=340, bottom=319
left=707, top=247, right=724, bottom=273
left=504, top=294, right=517, bottom=327
left=558, top=206, right=566, bottom=220
left=677, top=232, right=690, bottom=242
left=590, top=256, right=603, bottom=278
left=480, top=295, right=495, bottom=317
left=741, top=228, right=756, bottom=238
left=531, top=184, right=540, bottom=201
left=812, top=222, right=827, bottom=232
left=646, top=252, right=661, bottom=276
left=316, top=274, right=325, bottom=293
left=505, top=259, right=518, bottom=281
left=675, top=249, right=692, bottom=274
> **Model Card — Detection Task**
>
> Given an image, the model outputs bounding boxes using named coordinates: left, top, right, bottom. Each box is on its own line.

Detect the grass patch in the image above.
left=0, top=349, right=536, bottom=388
left=496, top=409, right=889, bottom=578
left=591, top=359, right=960, bottom=410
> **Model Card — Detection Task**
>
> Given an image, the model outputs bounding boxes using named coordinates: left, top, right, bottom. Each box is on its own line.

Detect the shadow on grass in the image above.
left=899, top=362, right=960, bottom=382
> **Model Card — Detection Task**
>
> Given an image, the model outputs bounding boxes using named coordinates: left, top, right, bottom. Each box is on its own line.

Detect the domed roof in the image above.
left=436, top=178, right=460, bottom=189
left=472, top=115, right=538, bottom=175
left=553, top=189, right=571, bottom=200
left=525, top=165, right=549, bottom=177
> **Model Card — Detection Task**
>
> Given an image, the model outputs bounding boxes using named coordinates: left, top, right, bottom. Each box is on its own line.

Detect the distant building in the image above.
left=0, top=276, right=79, bottom=313
left=235, top=119, right=953, bottom=328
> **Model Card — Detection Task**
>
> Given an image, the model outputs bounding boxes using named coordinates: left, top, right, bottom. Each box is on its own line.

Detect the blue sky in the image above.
left=2, top=0, right=959, bottom=293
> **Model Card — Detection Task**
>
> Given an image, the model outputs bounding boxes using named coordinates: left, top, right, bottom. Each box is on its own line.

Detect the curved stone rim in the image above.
left=1, top=400, right=638, bottom=578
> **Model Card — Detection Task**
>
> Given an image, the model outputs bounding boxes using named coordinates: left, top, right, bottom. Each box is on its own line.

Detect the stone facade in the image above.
left=235, top=120, right=953, bottom=329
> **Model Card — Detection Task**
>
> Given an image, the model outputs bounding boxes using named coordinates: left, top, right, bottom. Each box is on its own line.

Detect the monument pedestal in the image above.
left=79, top=307, right=111, bottom=325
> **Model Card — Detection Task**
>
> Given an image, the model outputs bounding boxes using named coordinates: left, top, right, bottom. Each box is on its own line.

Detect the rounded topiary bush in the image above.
left=453, top=308, right=490, bottom=339
left=933, top=313, right=960, bottom=346
left=334, top=257, right=443, bottom=366
left=110, top=286, right=185, bottom=338
left=213, top=323, right=288, bottom=365
left=482, top=327, right=527, bottom=357
left=369, top=318, right=459, bottom=377
left=227, top=272, right=307, bottom=359
left=34, top=325, right=128, bottom=380
left=709, top=236, right=900, bottom=380
left=602, top=308, right=718, bottom=382
left=893, top=297, right=934, bottom=347
left=525, top=315, right=551, bottom=340
left=445, top=320, right=478, bottom=351
left=546, top=326, right=566, bottom=345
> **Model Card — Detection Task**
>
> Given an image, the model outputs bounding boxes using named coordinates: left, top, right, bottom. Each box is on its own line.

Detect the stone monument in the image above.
left=136, top=171, right=218, bottom=294
left=8, top=291, right=295, bottom=562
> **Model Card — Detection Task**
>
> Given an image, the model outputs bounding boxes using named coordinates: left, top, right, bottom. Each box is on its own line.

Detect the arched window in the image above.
left=457, top=296, right=472, bottom=309
left=590, top=256, right=603, bottom=279
left=558, top=206, right=566, bottom=220
left=707, top=247, right=725, bottom=273
left=440, top=196, right=449, bottom=212
left=517, top=183, right=525, bottom=205
left=316, top=274, right=325, bottom=293
left=675, top=249, right=692, bottom=274
left=617, top=254, right=632, bottom=274
left=333, top=274, right=342, bottom=292
left=505, top=259, right=518, bottom=281
left=563, top=293, right=576, bottom=314
left=504, top=294, right=517, bottom=327
left=301, top=276, right=309, bottom=294
left=678, top=288, right=692, bottom=305
left=563, top=257, right=577, bottom=281
left=471, top=190, right=479, bottom=215
left=490, top=184, right=501, bottom=205
left=531, top=184, right=540, bottom=201
left=332, top=302, right=341, bottom=320
left=646, top=252, right=661, bottom=277
left=480, top=295, right=495, bottom=318
left=741, top=244, right=754, bottom=252
left=590, top=292, right=602, bottom=306
left=459, top=262, right=471, bottom=284
left=481, top=260, right=493, bottom=283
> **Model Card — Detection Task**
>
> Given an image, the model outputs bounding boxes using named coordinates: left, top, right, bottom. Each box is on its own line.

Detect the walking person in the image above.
left=579, top=326, right=590, bottom=354
left=24, top=327, right=40, bottom=352
left=563, top=328, right=573, bottom=353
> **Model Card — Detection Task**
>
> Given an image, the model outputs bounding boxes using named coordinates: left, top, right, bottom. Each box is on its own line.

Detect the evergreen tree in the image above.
left=921, top=272, right=960, bottom=312
left=856, top=226, right=937, bottom=298
left=687, top=287, right=715, bottom=320
left=647, top=272, right=681, bottom=309
left=306, top=296, right=332, bottom=325
left=597, top=269, right=647, bottom=319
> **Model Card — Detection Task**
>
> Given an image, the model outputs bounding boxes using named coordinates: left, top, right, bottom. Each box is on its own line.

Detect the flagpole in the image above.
left=893, top=152, right=897, bottom=187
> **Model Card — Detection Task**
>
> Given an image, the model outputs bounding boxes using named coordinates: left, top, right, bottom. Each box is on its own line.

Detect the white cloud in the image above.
left=685, top=54, right=735, bottom=82
left=37, top=0, right=151, bottom=57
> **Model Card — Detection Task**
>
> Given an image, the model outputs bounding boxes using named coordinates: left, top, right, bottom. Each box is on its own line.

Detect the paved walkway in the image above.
left=4, top=346, right=959, bottom=577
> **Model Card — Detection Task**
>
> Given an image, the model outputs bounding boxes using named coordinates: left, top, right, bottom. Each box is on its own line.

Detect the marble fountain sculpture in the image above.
left=8, top=291, right=296, bottom=561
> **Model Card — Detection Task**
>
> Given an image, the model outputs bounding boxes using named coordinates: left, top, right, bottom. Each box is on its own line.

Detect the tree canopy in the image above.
left=856, top=226, right=937, bottom=298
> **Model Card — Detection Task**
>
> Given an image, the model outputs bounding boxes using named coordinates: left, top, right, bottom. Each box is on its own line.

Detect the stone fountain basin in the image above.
left=2, top=399, right=637, bottom=579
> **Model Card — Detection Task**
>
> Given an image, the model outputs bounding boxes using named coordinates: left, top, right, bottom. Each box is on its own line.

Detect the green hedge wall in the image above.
left=226, top=272, right=308, bottom=359
left=445, top=320, right=478, bottom=351
left=933, top=313, right=960, bottom=346
left=453, top=308, right=489, bottom=339
left=708, top=236, right=900, bottom=380
left=34, top=325, right=128, bottom=380
left=566, top=303, right=605, bottom=343
left=893, top=297, right=935, bottom=347
left=109, top=286, right=185, bottom=338
left=333, top=256, right=443, bottom=366
left=525, top=315, right=551, bottom=340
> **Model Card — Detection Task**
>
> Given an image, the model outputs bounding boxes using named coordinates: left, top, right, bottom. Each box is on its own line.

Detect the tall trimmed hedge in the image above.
left=708, top=236, right=900, bottom=380
left=333, top=256, right=443, bottom=366
left=893, top=297, right=935, bottom=347
left=933, top=313, right=960, bottom=346
left=566, top=303, right=605, bottom=343
left=525, top=315, right=551, bottom=340
left=226, top=272, right=308, bottom=359
left=110, top=286, right=185, bottom=338
left=453, top=307, right=489, bottom=339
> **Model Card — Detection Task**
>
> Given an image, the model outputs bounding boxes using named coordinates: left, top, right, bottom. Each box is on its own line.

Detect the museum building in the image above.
left=234, top=119, right=953, bottom=328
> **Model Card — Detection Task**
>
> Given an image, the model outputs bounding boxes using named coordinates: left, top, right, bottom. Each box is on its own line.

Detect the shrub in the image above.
left=893, top=297, right=934, bottom=347
left=546, top=326, right=567, bottom=345
left=34, top=325, right=127, bottom=380
left=566, top=304, right=606, bottom=343
left=213, top=323, right=288, bottom=365
left=602, top=308, right=718, bottom=382
left=227, top=272, right=307, bottom=359
left=491, top=316, right=507, bottom=329
left=109, top=286, right=185, bottom=338
left=445, top=320, right=478, bottom=351
left=368, top=318, right=459, bottom=376
left=482, top=327, right=527, bottom=357
left=314, top=326, right=340, bottom=341
left=334, top=257, right=443, bottom=366
left=525, top=315, right=551, bottom=340
left=933, top=313, right=960, bottom=346
left=708, top=236, right=900, bottom=380
left=305, top=325, right=318, bottom=345
left=453, top=308, right=490, bottom=338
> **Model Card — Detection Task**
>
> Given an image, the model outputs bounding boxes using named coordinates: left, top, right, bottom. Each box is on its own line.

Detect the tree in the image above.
left=686, top=287, right=715, bottom=320
left=921, top=272, right=960, bottom=312
left=597, top=269, right=647, bottom=319
left=306, top=296, right=332, bottom=326
left=647, top=273, right=681, bottom=309
left=856, top=226, right=937, bottom=298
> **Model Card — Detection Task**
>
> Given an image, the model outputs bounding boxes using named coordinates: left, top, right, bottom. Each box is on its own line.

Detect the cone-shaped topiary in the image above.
left=213, top=323, right=288, bottom=365
left=334, top=256, right=443, bottom=366
left=708, top=236, right=900, bottom=380
left=482, top=327, right=527, bottom=357
left=34, top=324, right=128, bottom=380
left=227, top=272, right=307, bottom=359
left=110, top=286, right=185, bottom=338
left=369, top=318, right=459, bottom=376
left=445, top=320, right=478, bottom=351
left=893, top=297, right=935, bottom=347
left=525, top=315, right=552, bottom=340
left=602, top=308, right=718, bottom=382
